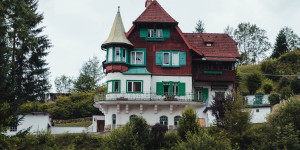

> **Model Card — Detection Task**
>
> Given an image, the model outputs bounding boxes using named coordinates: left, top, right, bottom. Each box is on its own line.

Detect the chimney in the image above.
left=145, top=0, right=152, bottom=8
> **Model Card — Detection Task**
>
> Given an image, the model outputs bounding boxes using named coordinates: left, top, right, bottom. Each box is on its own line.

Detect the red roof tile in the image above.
left=183, top=33, right=240, bottom=60
left=134, top=0, right=177, bottom=23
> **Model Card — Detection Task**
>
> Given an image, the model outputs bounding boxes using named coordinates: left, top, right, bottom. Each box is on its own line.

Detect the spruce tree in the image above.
left=272, top=29, right=288, bottom=58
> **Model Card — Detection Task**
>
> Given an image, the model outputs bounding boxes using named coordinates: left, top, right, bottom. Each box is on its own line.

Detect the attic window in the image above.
left=205, top=42, right=213, bottom=47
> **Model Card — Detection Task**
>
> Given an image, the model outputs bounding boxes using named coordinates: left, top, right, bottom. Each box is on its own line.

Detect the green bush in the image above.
left=278, top=77, right=291, bottom=91
left=177, top=105, right=199, bottom=140
left=290, top=78, right=300, bottom=94
left=269, top=93, right=280, bottom=105
left=163, top=131, right=181, bottom=149
left=280, top=87, right=294, bottom=100
left=246, top=72, right=262, bottom=94
left=128, top=116, right=150, bottom=149
left=263, top=83, right=273, bottom=94
left=261, top=59, right=279, bottom=80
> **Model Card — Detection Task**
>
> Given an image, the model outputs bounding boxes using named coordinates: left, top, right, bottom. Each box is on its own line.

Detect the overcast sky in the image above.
left=38, top=0, right=300, bottom=92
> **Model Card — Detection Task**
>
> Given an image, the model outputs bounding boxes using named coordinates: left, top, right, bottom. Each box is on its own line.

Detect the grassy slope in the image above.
left=55, top=121, right=92, bottom=127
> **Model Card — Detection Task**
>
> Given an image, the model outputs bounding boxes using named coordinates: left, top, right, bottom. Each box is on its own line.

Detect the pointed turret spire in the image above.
left=102, top=7, right=133, bottom=49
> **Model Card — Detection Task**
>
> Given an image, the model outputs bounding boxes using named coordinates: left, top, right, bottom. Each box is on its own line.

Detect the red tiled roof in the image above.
left=134, top=0, right=177, bottom=23
left=183, top=33, right=240, bottom=60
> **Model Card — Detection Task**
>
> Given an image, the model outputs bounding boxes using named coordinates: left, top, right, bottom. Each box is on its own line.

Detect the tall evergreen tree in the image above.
left=194, top=20, right=205, bottom=33
left=0, top=0, right=51, bottom=133
left=272, top=27, right=300, bottom=58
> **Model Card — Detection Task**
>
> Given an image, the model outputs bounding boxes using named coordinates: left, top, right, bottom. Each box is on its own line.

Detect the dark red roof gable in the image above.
left=134, top=0, right=177, bottom=23
left=183, top=33, right=240, bottom=60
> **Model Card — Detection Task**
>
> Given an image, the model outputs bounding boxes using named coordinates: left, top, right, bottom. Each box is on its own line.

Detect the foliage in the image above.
left=194, top=20, right=205, bottom=33
left=269, top=93, right=280, bottom=105
left=268, top=97, right=300, bottom=131
left=272, top=27, right=300, bottom=58
left=55, top=121, right=92, bottom=127
left=173, top=130, right=231, bottom=150
left=291, top=78, right=300, bottom=94
left=273, top=123, right=300, bottom=150
left=177, top=105, right=199, bottom=140
left=246, top=72, right=262, bottom=94
left=231, top=22, right=271, bottom=65
left=278, top=77, right=291, bottom=90
left=261, top=59, right=280, bottom=80
left=162, top=131, right=181, bottom=149
left=74, top=56, right=105, bottom=92
left=237, top=64, right=262, bottom=94
left=280, top=86, right=294, bottom=100
left=151, top=123, right=168, bottom=149
left=263, top=82, right=273, bottom=94
left=128, top=116, right=150, bottom=149
left=54, top=75, right=74, bottom=93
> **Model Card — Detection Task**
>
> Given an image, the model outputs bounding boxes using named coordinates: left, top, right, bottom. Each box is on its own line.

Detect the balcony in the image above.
left=193, top=70, right=236, bottom=82
left=244, top=95, right=270, bottom=107
left=94, top=92, right=207, bottom=103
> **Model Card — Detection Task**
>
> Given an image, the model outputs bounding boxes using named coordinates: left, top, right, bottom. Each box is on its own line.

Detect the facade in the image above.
left=245, top=94, right=271, bottom=124
left=94, top=0, right=240, bottom=131
left=4, top=112, right=51, bottom=136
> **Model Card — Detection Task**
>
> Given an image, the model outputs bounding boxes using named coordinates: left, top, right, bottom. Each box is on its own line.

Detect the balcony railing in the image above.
left=244, top=95, right=270, bottom=106
left=94, top=92, right=207, bottom=103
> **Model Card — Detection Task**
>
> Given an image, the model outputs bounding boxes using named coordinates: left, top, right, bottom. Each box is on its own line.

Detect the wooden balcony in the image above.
left=192, top=69, right=236, bottom=82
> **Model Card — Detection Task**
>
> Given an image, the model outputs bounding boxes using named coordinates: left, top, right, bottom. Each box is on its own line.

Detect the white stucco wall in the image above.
left=50, top=126, right=88, bottom=134
left=250, top=107, right=271, bottom=124
left=106, top=73, right=152, bottom=100
left=193, top=82, right=234, bottom=106
left=4, top=113, right=51, bottom=136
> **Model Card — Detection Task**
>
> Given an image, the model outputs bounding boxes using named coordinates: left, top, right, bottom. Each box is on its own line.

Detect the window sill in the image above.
left=146, top=38, right=164, bottom=42
left=126, top=92, right=143, bottom=94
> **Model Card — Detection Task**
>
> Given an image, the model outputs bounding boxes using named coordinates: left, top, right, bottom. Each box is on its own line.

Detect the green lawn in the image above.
left=55, top=121, right=92, bottom=127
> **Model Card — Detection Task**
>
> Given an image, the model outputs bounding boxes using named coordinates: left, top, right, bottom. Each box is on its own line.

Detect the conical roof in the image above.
left=102, top=8, right=133, bottom=49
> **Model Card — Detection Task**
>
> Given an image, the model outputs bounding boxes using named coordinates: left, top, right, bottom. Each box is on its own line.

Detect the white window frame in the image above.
left=156, top=29, right=163, bottom=38
left=108, top=48, right=113, bottom=62
left=127, top=81, right=143, bottom=93
left=115, top=47, right=121, bottom=61
left=172, top=52, right=179, bottom=66
left=10, top=126, right=17, bottom=132
left=131, top=51, right=144, bottom=65
left=172, top=83, right=179, bottom=95
left=163, top=52, right=170, bottom=65
left=147, top=29, right=154, bottom=38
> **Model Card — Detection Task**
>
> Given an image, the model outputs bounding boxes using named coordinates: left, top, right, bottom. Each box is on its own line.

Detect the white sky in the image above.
left=38, top=0, right=300, bottom=92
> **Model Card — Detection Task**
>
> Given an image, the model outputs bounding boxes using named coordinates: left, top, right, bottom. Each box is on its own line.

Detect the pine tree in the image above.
left=194, top=20, right=205, bottom=33
left=272, top=29, right=288, bottom=58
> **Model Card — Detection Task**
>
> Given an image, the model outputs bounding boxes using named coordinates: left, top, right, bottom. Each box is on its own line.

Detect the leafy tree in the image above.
left=263, top=82, right=273, bottom=94
left=162, top=131, right=180, bottom=149
left=290, top=78, right=300, bottom=94
left=269, top=93, right=280, bottom=105
left=177, top=105, right=199, bottom=140
left=194, top=20, right=205, bottom=33
left=246, top=72, right=262, bottom=94
left=151, top=123, right=168, bottom=149
left=128, top=116, right=150, bottom=149
left=224, top=25, right=233, bottom=37
left=54, top=75, right=74, bottom=93
left=232, top=22, right=271, bottom=65
left=74, top=56, right=104, bottom=92
left=280, top=86, right=294, bottom=100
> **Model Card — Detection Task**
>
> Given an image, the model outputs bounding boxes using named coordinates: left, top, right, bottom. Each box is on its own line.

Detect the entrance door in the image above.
left=97, top=120, right=105, bottom=132
left=194, top=87, right=201, bottom=101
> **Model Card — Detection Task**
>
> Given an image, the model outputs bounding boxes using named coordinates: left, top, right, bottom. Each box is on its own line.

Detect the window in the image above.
left=122, top=48, right=126, bottom=62
left=107, top=80, right=120, bottom=93
left=115, top=47, right=120, bottom=61
left=131, top=51, right=144, bottom=65
left=163, top=82, right=170, bottom=95
left=160, top=116, right=168, bottom=126
left=163, top=52, right=170, bottom=65
left=9, top=126, right=17, bottom=132
left=127, top=81, right=142, bottom=93
left=172, top=52, right=179, bottom=66
left=147, top=29, right=154, bottom=38
left=256, top=109, right=259, bottom=112
left=172, top=83, right=179, bottom=95
left=108, top=48, right=113, bottom=62
left=174, top=116, right=181, bottom=129
left=206, top=42, right=213, bottom=47
left=112, top=114, right=116, bottom=130
left=156, top=51, right=186, bottom=67
left=156, top=29, right=163, bottom=38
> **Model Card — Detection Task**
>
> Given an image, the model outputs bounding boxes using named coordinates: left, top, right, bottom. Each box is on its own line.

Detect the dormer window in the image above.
left=205, top=42, right=213, bottom=47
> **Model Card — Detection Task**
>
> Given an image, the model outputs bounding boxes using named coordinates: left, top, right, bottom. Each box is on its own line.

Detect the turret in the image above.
left=101, top=7, right=133, bottom=73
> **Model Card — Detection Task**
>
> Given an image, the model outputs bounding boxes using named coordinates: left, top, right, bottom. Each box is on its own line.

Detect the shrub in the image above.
left=263, top=83, right=273, bottom=94
left=246, top=72, right=262, bottom=94
left=278, top=77, right=290, bottom=91
left=261, top=59, right=279, bottom=80
left=128, top=116, right=150, bottom=149
left=269, top=93, right=280, bottom=105
left=151, top=123, right=168, bottom=149
left=177, top=105, right=199, bottom=140
left=162, top=131, right=181, bottom=149
left=280, top=87, right=294, bottom=100
left=290, top=78, right=300, bottom=94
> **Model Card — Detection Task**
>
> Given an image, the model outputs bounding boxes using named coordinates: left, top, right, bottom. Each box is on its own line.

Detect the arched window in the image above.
left=130, top=115, right=137, bottom=121
left=174, top=116, right=181, bottom=129
left=160, top=116, right=168, bottom=126
left=112, top=114, right=116, bottom=130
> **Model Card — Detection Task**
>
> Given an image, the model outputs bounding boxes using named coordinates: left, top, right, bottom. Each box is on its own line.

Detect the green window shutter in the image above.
left=178, top=82, right=186, bottom=96
left=179, top=52, right=186, bottom=66
left=201, top=88, right=209, bottom=101
left=156, top=82, right=163, bottom=95
left=163, top=29, right=170, bottom=38
left=156, top=52, right=163, bottom=65
left=140, top=28, right=147, bottom=38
